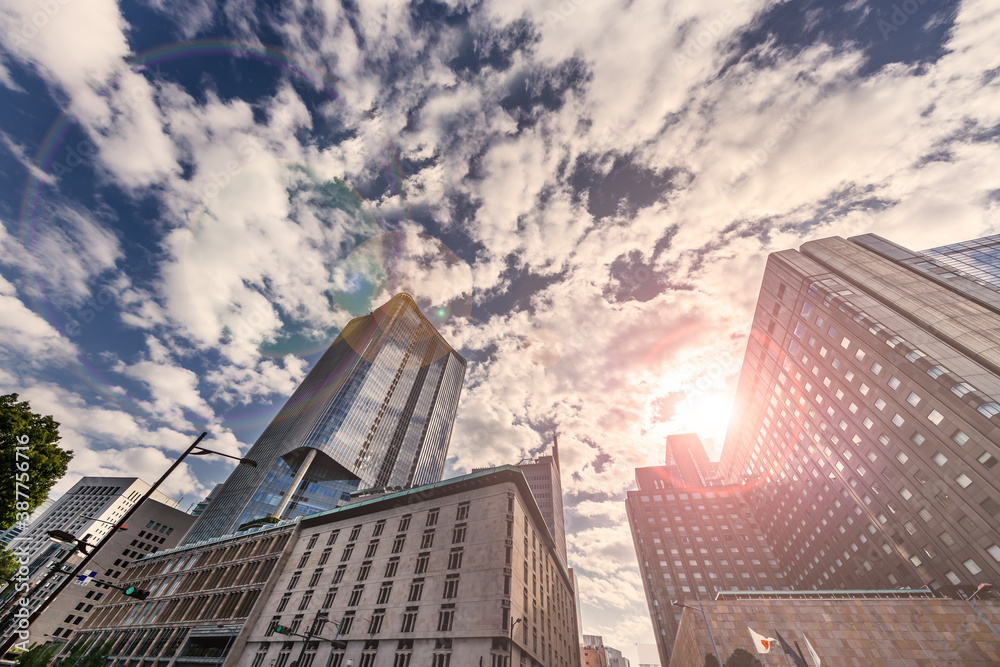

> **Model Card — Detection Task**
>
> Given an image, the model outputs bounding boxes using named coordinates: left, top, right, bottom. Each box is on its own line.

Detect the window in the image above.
left=408, top=580, right=424, bottom=602
left=368, top=610, right=385, bottom=634
left=278, top=594, right=291, bottom=612
left=447, top=549, right=464, bottom=570
left=365, top=541, right=379, bottom=558
left=870, top=362, right=882, bottom=375
left=955, top=474, right=973, bottom=488
left=945, top=571, right=961, bottom=585
left=349, top=525, right=362, bottom=541
left=456, top=503, right=470, bottom=521
left=309, top=570, right=323, bottom=587
left=452, top=525, right=467, bottom=544
left=927, top=366, right=946, bottom=379
left=373, top=520, right=386, bottom=537
left=392, top=535, right=406, bottom=554
left=322, top=588, right=338, bottom=608
left=339, top=613, right=355, bottom=635
left=400, top=607, right=418, bottom=633
left=358, top=563, right=372, bottom=581
left=437, top=606, right=455, bottom=632
left=426, top=510, right=439, bottom=527
left=951, top=383, right=973, bottom=397
left=892, top=414, right=905, bottom=427
left=964, top=559, right=983, bottom=575
left=341, top=546, right=354, bottom=562
left=927, top=410, right=944, bottom=425
left=887, top=376, right=900, bottom=390
left=377, top=583, right=393, bottom=604
left=332, top=566, right=346, bottom=584
left=288, top=572, right=301, bottom=589
left=421, top=531, right=435, bottom=549
left=319, top=550, right=332, bottom=566
left=978, top=402, right=1000, bottom=418
left=875, top=398, right=886, bottom=411
left=348, top=586, right=364, bottom=606
left=398, top=515, right=411, bottom=532
left=443, top=575, right=459, bottom=599
left=896, top=452, right=909, bottom=464
left=952, top=431, right=970, bottom=446
left=978, top=452, right=997, bottom=469
left=906, top=392, right=921, bottom=406
left=415, top=553, right=429, bottom=574
left=327, top=530, right=340, bottom=546
left=933, top=452, right=948, bottom=467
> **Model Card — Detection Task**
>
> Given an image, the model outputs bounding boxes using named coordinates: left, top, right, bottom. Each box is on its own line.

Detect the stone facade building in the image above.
left=61, top=467, right=580, bottom=667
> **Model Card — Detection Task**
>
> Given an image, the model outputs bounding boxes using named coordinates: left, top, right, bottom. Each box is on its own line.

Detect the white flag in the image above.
left=748, top=626, right=777, bottom=654
left=802, top=634, right=821, bottom=666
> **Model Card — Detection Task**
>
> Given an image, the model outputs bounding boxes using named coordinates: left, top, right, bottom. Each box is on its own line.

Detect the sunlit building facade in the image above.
left=185, top=294, right=466, bottom=544
left=63, top=467, right=581, bottom=667
left=626, top=435, right=784, bottom=666
left=719, top=234, right=1000, bottom=595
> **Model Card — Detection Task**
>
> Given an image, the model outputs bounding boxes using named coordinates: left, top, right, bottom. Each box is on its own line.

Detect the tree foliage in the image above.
left=0, top=547, right=19, bottom=581
left=1, top=394, right=72, bottom=530
left=725, top=648, right=764, bottom=667
left=13, top=642, right=59, bottom=667
left=704, top=653, right=721, bottom=667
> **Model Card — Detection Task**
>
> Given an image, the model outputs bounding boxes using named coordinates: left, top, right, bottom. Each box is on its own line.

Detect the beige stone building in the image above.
left=59, top=466, right=580, bottom=667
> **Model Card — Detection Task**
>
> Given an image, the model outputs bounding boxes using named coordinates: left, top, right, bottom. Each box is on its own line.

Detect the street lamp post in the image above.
left=0, top=432, right=257, bottom=656
left=673, top=600, right=722, bottom=667
left=958, top=583, right=1000, bottom=642
left=509, top=616, right=524, bottom=667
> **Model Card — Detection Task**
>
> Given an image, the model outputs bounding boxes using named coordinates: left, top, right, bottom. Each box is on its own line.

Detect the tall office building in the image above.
left=626, top=435, right=784, bottom=665
left=516, top=439, right=568, bottom=566
left=719, top=234, right=1000, bottom=594
left=185, top=294, right=466, bottom=544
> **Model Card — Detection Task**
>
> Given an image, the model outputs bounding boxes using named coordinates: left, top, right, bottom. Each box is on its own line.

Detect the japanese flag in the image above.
left=748, top=626, right=777, bottom=654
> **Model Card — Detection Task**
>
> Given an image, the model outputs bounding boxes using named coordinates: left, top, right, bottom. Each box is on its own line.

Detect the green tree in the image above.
left=1, top=394, right=72, bottom=530
left=704, top=653, right=721, bottom=667
left=0, top=547, right=18, bottom=582
left=13, top=642, right=59, bottom=667
left=725, top=648, right=764, bottom=667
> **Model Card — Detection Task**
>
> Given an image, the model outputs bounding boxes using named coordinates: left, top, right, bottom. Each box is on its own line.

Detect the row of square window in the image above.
left=289, top=548, right=466, bottom=590
left=795, top=298, right=1000, bottom=420
left=298, top=525, right=468, bottom=569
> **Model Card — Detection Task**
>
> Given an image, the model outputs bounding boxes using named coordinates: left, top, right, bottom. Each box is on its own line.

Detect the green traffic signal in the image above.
left=275, top=625, right=290, bottom=635
left=123, top=586, right=150, bottom=600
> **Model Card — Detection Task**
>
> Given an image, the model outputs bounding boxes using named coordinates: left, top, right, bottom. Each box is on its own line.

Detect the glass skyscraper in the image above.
left=923, top=233, right=1000, bottom=291
left=184, top=293, right=466, bottom=544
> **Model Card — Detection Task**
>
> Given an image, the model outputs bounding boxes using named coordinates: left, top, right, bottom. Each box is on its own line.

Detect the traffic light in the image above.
left=274, top=625, right=292, bottom=635
left=122, top=586, right=150, bottom=600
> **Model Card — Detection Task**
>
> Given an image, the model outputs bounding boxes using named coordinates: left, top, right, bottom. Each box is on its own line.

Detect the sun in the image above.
left=677, top=392, right=734, bottom=450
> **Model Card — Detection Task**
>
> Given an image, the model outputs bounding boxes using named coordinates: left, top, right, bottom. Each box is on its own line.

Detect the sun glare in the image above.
left=678, top=392, right=733, bottom=448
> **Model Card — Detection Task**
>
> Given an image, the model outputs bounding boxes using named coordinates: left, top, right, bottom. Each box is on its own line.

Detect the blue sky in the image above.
left=0, top=0, right=995, bottom=661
